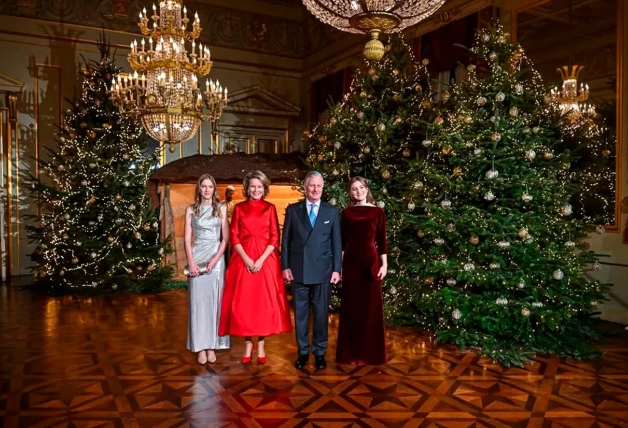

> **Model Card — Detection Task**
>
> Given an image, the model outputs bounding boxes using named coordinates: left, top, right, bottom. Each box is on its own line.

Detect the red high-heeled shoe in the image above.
left=257, top=356, right=266, bottom=364
left=242, top=342, right=253, bottom=364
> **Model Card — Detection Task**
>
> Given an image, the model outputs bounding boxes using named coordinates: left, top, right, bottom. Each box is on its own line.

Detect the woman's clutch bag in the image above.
left=184, top=262, right=208, bottom=276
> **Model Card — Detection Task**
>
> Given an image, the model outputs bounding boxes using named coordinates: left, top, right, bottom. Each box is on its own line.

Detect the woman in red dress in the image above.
left=336, top=176, right=388, bottom=366
left=219, top=170, right=292, bottom=364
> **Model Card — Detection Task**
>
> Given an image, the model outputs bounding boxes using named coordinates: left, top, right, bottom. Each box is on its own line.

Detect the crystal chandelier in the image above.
left=110, top=0, right=228, bottom=153
left=302, top=0, right=446, bottom=61
left=550, top=0, right=591, bottom=120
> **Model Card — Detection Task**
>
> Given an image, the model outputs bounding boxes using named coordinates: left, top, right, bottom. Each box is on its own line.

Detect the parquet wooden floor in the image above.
left=1, top=284, right=627, bottom=427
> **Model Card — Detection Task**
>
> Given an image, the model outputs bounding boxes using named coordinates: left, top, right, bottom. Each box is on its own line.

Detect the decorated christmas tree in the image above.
left=402, top=20, right=610, bottom=366
left=304, top=36, right=437, bottom=310
left=26, top=34, right=172, bottom=292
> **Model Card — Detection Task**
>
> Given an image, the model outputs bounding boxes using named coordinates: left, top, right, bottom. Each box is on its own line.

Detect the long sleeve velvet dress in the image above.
left=336, top=206, right=388, bottom=365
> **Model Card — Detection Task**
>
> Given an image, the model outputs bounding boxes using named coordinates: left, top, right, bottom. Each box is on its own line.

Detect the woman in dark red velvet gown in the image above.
left=336, top=176, right=388, bottom=366
left=219, top=171, right=292, bottom=364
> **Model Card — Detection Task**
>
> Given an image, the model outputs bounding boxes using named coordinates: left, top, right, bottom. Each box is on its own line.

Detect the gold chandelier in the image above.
left=550, top=0, right=592, bottom=120
left=301, top=0, right=446, bottom=61
left=110, top=0, right=228, bottom=152
left=551, top=65, right=592, bottom=119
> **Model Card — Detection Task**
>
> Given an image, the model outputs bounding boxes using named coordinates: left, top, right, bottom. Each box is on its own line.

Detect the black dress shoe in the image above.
left=295, top=355, right=308, bottom=369
left=314, top=355, right=327, bottom=370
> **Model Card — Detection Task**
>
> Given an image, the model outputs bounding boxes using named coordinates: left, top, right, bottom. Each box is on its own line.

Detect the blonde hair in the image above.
left=243, top=170, right=270, bottom=198
left=348, top=176, right=376, bottom=206
left=193, top=174, right=221, bottom=217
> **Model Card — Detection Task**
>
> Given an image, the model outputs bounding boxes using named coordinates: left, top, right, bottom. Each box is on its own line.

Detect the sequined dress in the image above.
left=187, top=204, right=230, bottom=352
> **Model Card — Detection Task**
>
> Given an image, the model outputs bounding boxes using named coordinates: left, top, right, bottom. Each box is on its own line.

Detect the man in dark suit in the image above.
left=282, top=171, right=342, bottom=370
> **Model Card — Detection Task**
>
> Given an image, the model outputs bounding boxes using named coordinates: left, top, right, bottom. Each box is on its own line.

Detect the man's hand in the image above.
left=282, top=269, right=294, bottom=281
left=330, top=272, right=341, bottom=284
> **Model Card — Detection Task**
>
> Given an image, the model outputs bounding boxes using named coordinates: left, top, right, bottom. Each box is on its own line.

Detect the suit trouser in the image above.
left=293, top=281, right=330, bottom=356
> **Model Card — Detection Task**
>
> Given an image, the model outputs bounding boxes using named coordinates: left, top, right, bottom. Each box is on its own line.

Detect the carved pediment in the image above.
left=0, top=72, right=24, bottom=93
left=225, top=86, right=301, bottom=117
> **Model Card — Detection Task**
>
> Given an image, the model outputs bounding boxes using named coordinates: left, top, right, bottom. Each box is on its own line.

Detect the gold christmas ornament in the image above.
left=469, top=235, right=479, bottom=245
left=442, top=146, right=452, bottom=155
left=382, top=170, right=390, bottom=179
left=417, top=230, right=425, bottom=238
left=402, top=148, right=411, bottom=157
left=115, top=194, right=122, bottom=200
left=329, top=117, right=337, bottom=125
left=453, top=166, right=463, bottom=176
left=544, top=151, right=554, bottom=160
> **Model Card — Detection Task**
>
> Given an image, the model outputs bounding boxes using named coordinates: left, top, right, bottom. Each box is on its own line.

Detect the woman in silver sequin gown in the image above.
left=184, top=174, right=230, bottom=365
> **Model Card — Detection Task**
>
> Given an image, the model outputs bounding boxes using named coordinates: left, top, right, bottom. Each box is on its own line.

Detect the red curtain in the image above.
left=421, top=13, right=478, bottom=74
left=311, top=67, right=355, bottom=123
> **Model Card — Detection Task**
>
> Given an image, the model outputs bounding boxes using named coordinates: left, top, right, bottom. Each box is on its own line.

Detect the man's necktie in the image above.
left=309, top=203, right=317, bottom=227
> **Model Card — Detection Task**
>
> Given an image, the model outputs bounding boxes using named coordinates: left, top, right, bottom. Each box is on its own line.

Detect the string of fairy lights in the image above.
left=29, top=55, right=166, bottom=289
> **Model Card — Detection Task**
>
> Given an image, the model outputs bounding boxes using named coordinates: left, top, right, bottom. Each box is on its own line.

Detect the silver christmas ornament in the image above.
left=329, top=198, right=337, bottom=206
left=407, top=202, right=416, bottom=211
left=525, top=150, right=536, bottom=160
left=495, top=92, right=505, bottom=102
left=433, top=238, right=445, bottom=246
left=377, top=201, right=385, bottom=208
left=565, top=241, right=576, bottom=248
left=518, top=279, right=525, bottom=289
left=485, top=169, right=499, bottom=179
left=481, top=33, right=490, bottom=42
left=422, top=139, right=432, bottom=147
left=531, top=301, right=544, bottom=308
left=496, top=297, right=508, bottom=305
left=593, top=261, right=601, bottom=271
left=452, top=309, right=462, bottom=320
left=413, top=181, right=424, bottom=189
left=476, top=96, right=487, bottom=106
left=389, top=286, right=398, bottom=295
left=515, top=83, right=524, bottom=94
left=560, top=204, right=573, bottom=216
left=489, top=261, right=500, bottom=269
left=595, top=225, right=605, bottom=234
left=446, top=278, right=457, bottom=286
left=80, top=180, right=88, bottom=186
left=464, top=263, right=475, bottom=272
left=334, top=142, right=341, bottom=149
left=497, top=241, right=510, bottom=249
left=441, top=199, right=452, bottom=209
left=522, top=192, right=533, bottom=202
left=484, top=191, right=495, bottom=201
left=552, top=269, right=564, bottom=280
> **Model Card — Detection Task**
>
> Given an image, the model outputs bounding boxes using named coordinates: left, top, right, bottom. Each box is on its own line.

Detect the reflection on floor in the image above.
left=1, top=284, right=627, bottom=427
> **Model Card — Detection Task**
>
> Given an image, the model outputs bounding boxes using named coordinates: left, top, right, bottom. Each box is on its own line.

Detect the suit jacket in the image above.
left=281, top=199, right=342, bottom=284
